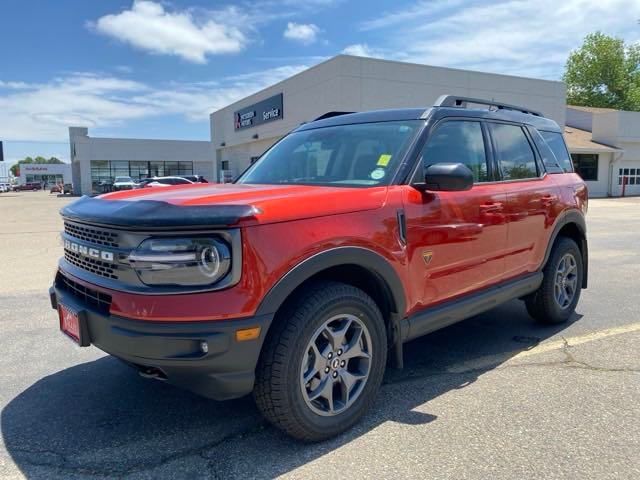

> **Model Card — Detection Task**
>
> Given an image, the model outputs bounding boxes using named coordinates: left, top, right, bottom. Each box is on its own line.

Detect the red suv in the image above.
left=50, top=96, right=588, bottom=441
left=14, top=182, right=42, bottom=191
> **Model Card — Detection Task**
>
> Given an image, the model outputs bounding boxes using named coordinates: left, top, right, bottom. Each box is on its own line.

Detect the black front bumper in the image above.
left=50, top=283, right=273, bottom=401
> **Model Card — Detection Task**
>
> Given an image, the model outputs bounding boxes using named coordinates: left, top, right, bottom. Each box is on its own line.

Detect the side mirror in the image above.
left=415, top=163, right=474, bottom=192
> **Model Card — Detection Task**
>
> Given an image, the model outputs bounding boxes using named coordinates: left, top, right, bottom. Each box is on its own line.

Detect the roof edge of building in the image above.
left=211, top=54, right=566, bottom=117
left=564, top=126, right=621, bottom=153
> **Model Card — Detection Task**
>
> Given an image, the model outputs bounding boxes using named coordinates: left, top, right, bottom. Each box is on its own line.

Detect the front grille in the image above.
left=57, top=273, right=112, bottom=314
left=64, top=221, right=119, bottom=248
left=64, top=251, right=119, bottom=279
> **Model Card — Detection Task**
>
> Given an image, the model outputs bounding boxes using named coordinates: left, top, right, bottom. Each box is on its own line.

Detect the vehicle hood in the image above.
left=63, top=183, right=388, bottom=229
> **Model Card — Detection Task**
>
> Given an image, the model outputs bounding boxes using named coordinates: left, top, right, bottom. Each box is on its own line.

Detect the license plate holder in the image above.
left=58, top=303, right=90, bottom=346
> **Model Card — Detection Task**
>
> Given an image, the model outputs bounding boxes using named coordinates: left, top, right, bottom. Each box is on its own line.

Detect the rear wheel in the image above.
left=254, top=281, right=387, bottom=441
left=526, top=237, right=583, bottom=324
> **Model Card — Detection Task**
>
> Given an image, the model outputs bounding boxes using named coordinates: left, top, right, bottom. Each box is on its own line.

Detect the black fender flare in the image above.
left=543, top=209, right=588, bottom=288
left=255, top=246, right=407, bottom=318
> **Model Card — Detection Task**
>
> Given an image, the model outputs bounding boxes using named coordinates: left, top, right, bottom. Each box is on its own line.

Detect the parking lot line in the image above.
left=447, top=321, right=640, bottom=373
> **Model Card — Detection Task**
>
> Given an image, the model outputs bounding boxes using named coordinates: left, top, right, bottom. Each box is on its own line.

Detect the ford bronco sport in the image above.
left=50, top=96, right=588, bottom=441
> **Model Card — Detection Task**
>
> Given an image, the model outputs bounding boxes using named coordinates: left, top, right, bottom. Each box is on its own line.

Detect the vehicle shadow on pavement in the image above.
left=1, top=300, right=578, bottom=479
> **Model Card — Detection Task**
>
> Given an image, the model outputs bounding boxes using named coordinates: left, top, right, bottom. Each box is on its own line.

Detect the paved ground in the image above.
left=0, top=191, right=639, bottom=479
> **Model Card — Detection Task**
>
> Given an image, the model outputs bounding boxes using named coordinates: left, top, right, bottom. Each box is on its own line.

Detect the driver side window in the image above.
left=421, top=120, right=488, bottom=182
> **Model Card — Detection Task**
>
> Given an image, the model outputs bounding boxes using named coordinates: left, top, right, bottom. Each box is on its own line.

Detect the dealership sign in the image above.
left=24, top=166, right=51, bottom=172
left=234, top=93, right=283, bottom=130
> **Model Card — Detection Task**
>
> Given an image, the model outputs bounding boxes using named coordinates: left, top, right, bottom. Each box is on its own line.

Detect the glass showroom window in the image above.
left=165, top=161, right=193, bottom=176
left=618, top=168, right=640, bottom=185
left=90, top=160, right=112, bottom=186
left=571, top=154, right=598, bottom=181
left=129, top=161, right=148, bottom=181
left=111, top=160, right=130, bottom=179
left=165, top=162, right=179, bottom=176
left=178, top=161, right=193, bottom=175
left=148, top=161, right=164, bottom=178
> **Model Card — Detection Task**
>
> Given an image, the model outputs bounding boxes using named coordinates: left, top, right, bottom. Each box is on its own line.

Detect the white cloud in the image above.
left=115, top=65, right=134, bottom=74
left=91, top=1, right=247, bottom=63
left=342, top=44, right=384, bottom=58
left=135, top=65, right=308, bottom=121
left=0, top=74, right=152, bottom=141
left=359, top=0, right=470, bottom=31
left=356, top=0, right=640, bottom=79
left=0, top=80, right=31, bottom=90
left=0, top=65, right=308, bottom=141
left=283, top=22, right=321, bottom=45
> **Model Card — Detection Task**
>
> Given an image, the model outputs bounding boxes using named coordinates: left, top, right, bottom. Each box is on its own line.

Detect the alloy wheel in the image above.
left=300, top=314, right=372, bottom=416
left=554, top=253, right=578, bottom=309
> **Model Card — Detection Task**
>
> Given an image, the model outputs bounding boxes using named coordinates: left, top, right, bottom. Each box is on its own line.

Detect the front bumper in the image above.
left=49, top=280, right=273, bottom=401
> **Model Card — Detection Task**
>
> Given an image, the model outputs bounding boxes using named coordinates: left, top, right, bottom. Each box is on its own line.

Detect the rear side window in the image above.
left=540, top=131, right=573, bottom=173
left=421, top=121, right=488, bottom=182
left=489, top=123, right=538, bottom=180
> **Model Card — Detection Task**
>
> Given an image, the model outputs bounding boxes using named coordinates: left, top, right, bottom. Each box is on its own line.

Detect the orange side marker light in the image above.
left=236, top=326, right=261, bottom=341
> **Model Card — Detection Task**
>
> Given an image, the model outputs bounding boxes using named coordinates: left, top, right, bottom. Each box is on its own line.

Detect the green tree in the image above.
left=10, top=156, right=64, bottom=176
left=563, top=32, right=640, bottom=110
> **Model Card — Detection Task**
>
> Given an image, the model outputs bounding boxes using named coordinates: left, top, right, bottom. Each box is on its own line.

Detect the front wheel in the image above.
left=526, top=237, right=583, bottom=324
left=254, top=281, right=387, bottom=441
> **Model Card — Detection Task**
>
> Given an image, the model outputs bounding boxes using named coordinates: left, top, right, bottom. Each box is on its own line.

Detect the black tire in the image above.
left=526, top=237, right=583, bottom=324
left=254, top=281, right=387, bottom=442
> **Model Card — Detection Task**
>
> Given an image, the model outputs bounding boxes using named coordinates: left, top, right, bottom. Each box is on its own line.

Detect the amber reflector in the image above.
left=235, top=326, right=261, bottom=341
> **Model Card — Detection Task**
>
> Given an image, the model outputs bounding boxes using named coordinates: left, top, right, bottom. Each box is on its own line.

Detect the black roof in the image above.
left=295, top=108, right=426, bottom=132
left=294, top=104, right=562, bottom=134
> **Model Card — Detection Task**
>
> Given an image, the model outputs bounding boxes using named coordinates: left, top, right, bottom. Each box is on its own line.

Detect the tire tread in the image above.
left=526, top=236, right=582, bottom=324
left=254, top=281, right=385, bottom=441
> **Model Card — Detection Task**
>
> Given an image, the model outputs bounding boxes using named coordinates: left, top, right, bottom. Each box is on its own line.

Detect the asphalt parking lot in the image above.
left=1, top=191, right=639, bottom=479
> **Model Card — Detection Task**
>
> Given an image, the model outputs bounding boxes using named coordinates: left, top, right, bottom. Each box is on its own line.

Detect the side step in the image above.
left=401, top=272, right=543, bottom=343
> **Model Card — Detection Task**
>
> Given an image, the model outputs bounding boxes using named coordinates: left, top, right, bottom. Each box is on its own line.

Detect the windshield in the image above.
left=115, top=176, right=133, bottom=183
left=237, top=120, right=422, bottom=187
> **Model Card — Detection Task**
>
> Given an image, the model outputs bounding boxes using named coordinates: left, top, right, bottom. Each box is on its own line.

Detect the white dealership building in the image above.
left=68, top=127, right=215, bottom=195
left=210, top=55, right=567, bottom=181
left=62, top=55, right=640, bottom=198
left=564, top=106, right=640, bottom=197
left=16, top=162, right=72, bottom=186
left=209, top=54, right=640, bottom=197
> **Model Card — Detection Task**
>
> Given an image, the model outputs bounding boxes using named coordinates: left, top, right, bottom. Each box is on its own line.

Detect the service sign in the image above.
left=234, top=93, right=283, bottom=130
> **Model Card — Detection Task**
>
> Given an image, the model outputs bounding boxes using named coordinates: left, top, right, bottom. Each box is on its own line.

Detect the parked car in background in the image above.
left=138, top=176, right=194, bottom=188
left=96, top=181, right=114, bottom=194
left=0, top=183, right=11, bottom=193
left=50, top=183, right=73, bottom=194
left=112, top=176, right=136, bottom=191
left=182, top=175, right=209, bottom=183
left=13, top=182, right=42, bottom=191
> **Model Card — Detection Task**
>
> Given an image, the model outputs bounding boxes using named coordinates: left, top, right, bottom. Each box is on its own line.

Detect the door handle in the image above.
left=480, top=202, right=503, bottom=214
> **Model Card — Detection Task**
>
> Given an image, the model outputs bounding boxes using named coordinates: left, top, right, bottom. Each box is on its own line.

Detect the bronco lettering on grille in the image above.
left=64, top=239, right=114, bottom=262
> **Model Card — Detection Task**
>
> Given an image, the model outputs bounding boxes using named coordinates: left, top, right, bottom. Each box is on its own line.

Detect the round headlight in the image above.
left=129, top=237, right=231, bottom=287
left=199, top=245, right=221, bottom=278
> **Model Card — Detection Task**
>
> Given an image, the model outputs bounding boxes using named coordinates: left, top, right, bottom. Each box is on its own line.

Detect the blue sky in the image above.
left=1, top=0, right=639, bottom=166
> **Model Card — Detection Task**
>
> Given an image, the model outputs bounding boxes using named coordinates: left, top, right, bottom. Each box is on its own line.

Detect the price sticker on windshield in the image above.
left=377, top=154, right=392, bottom=167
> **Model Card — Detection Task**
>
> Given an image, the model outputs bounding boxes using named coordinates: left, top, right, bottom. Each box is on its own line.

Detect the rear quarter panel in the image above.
left=552, top=172, right=588, bottom=214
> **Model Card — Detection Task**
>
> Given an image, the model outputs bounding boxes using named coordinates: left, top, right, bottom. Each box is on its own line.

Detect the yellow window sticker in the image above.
left=377, top=154, right=392, bottom=167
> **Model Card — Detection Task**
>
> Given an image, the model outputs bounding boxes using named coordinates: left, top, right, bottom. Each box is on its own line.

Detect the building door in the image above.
left=402, top=120, right=508, bottom=308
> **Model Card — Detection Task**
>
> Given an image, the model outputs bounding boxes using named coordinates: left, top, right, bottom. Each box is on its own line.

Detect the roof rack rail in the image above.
left=434, top=95, right=543, bottom=117
left=314, top=111, right=355, bottom=121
